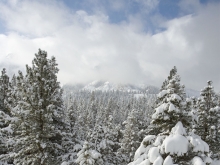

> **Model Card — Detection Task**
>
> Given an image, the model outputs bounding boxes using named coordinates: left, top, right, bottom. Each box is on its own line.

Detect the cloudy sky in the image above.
left=0, top=0, right=219, bottom=91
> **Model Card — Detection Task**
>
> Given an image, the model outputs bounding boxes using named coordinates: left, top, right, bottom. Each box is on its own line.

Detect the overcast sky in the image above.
left=0, top=0, right=219, bottom=91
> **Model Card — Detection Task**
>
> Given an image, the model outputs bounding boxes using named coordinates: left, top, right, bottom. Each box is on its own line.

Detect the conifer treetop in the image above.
left=150, top=66, right=191, bottom=135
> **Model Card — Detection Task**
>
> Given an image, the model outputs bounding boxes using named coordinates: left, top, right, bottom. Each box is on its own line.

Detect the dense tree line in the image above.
left=0, top=50, right=219, bottom=165
left=129, top=67, right=220, bottom=165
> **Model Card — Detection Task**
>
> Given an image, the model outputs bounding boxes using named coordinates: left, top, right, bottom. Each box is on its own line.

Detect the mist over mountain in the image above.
left=63, top=80, right=200, bottom=97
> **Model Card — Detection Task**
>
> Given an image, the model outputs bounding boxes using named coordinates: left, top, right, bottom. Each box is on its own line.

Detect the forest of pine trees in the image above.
left=0, top=49, right=219, bottom=165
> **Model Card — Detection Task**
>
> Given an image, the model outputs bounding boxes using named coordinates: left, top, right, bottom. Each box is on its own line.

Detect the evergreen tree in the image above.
left=0, top=68, right=10, bottom=113
left=74, top=100, right=89, bottom=141
left=0, top=68, right=15, bottom=164
left=129, top=121, right=212, bottom=165
left=87, top=92, right=98, bottom=129
left=101, top=115, right=121, bottom=165
left=10, top=75, right=17, bottom=88
left=66, top=96, right=77, bottom=134
left=129, top=68, right=213, bottom=165
left=150, top=67, right=191, bottom=135
left=185, top=97, right=198, bottom=130
left=89, top=115, right=120, bottom=165
left=0, top=109, right=12, bottom=157
left=195, top=81, right=220, bottom=159
left=118, top=109, right=140, bottom=164
left=8, top=49, right=65, bottom=164
left=61, top=95, right=82, bottom=165
left=160, top=66, right=177, bottom=91
left=76, top=141, right=102, bottom=165
left=61, top=122, right=81, bottom=165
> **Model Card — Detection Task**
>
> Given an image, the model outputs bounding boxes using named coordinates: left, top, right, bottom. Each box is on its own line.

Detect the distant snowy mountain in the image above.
left=63, top=80, right=200, bottom=98
left=82, top=80, right=159, bottom=94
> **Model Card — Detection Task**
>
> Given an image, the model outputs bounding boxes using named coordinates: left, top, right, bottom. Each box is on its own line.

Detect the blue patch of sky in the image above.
left=0, top=20, right=7, bottom=34
left=0, top=1, right=9, bottom=34
left=107, top=11, right=127, bottom=23
left=58, top=0, right=94, bottom=15
left=61, top=0, right=127, bottom=23
left=59, top=0, right=220, bottom=34
left=200, top=0, right=220, bottom=4
left=61, top=0, right=185, bottom=22
left=158, top=0, right=182, bottom=19
left=105, top=1, right=143, bottom=24
left=60, top=0, right=184, bottom=34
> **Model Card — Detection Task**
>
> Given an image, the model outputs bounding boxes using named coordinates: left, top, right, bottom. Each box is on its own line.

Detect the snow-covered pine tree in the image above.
left=8, top=49, right=65, bottom=164
left=76, top=141, right=102, bottom=165
left=10, top=75, right=16, bottom=88
left=101, top=115, right=121, bottom=165
left=85, top=111, right=121, bottom=164
left=60, top=96, right=80, bottom=165
left=160, top=66, right=177, bottom=91
left=150, top=66, right=191, bottom=136
left=0, top=68, right=10, bottom=114
left=74, top=99, right=89, bottom=141
left=66, top=95, right=77, bottom=134
left=87, top=92, right=98, bottom=129
left=136, top=96, right=150, bottom=129
left=128, top=68, right=213, bottom=165
left=0, top=68, right=14, bottom=163
left=195, top=81, right=220, bottom=159
left=129, top=121, right=212, bottom=165
left=118, top=109, right=140, bottom=164
left=90, top=115, right=120, bottom=165
left=0, top=68, right=9, bottom=152
left=61, top=121, right=81, bottom=165
left=0, top=109, right=13, bottom=163
left=185, top=97, right=198, bottom=130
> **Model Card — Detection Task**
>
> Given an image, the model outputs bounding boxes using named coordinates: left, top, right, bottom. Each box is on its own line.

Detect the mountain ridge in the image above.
left=63, top=80, right=200, bottom=97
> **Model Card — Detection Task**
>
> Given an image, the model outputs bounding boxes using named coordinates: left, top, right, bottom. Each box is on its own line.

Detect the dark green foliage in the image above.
left=150, top=67, right=191, bottom=135
left=195, top=81, right=220, bottom=159
left=118, top=109, right=140, bottom=164
left=76, top=141, right=103, bottom=165
left=0, top=69, right=14, bottom=163
left=87, top=115, right=121, bottom=165
left=7, top=49, right=65, bottom=164
left=0, top=68, right=9, bottom=113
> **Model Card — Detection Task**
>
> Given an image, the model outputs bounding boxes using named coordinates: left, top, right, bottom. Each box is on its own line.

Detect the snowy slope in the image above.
left=82, top=80, right=159, bottom=94
left=63, top=80, right=200, bottom=97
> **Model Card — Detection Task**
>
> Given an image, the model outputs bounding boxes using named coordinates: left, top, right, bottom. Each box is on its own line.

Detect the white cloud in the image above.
left=0, top=0, right=70, bottom=37
left=0, top=0, right=219, bottom=91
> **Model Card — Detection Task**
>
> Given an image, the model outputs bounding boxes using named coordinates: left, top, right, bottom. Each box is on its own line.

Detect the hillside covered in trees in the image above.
left=0, top=50, right=219, bottom=165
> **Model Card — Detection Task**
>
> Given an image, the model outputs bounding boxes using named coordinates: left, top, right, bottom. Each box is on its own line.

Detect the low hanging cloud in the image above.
left=0, top=0, right=219, bottom=91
